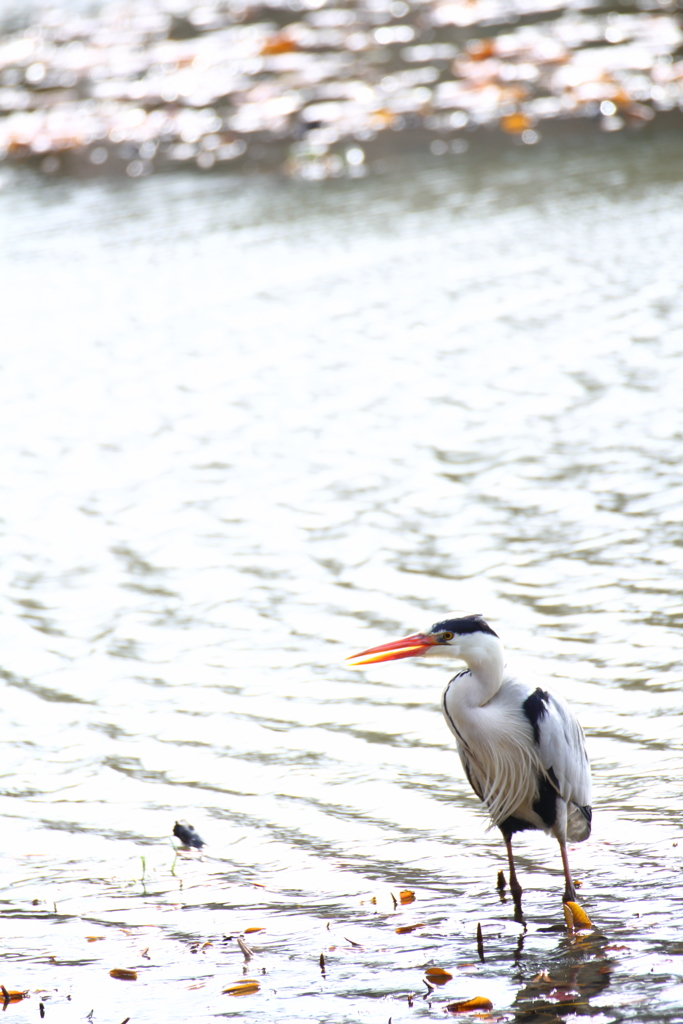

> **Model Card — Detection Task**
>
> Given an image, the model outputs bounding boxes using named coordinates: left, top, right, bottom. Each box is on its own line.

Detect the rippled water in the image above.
left=2, top=133, right=683, bottom=1023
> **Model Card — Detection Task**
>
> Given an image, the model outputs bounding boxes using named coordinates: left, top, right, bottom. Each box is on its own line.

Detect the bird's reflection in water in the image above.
left=512, top=930, right=612, bottom=1022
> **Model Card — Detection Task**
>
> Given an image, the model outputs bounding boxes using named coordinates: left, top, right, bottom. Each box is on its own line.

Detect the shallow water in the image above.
left=1, top=133, right=683, bottom=1023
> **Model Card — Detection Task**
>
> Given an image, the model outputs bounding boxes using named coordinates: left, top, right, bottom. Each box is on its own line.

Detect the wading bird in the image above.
left=347, top=614, right=591, bottom=905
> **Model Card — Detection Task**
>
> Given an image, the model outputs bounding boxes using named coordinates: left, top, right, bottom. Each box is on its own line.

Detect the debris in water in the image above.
left=424, top=967, right=453, bottom=985
left=446, top=995, right=494, bottom=1012
left=564, top=901, right=593, bottom=931
left=0, top=986, right=28, bottom=1004
left=222, top=980, right=260, bottom=995
left=476, top=922, right=485, bottom=962
left=173, top=820, right=205, bottom=848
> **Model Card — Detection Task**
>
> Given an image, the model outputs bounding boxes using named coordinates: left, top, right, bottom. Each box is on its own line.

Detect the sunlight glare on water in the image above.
left=1, top=135, right=683, bottom=1022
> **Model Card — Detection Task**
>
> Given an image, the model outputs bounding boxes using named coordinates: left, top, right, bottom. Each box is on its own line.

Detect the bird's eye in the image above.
left=440, top=631, right=454, bottom=642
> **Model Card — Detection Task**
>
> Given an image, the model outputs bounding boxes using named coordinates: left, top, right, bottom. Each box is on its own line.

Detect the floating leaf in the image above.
left=222, top=980, right=260, bottom=996
left=399, top=890, right=415, bottom=905
left=467, top=38, right=496, bottom=60
left=244, top=928, right=264, bottom=934
left=260, top=34, right=297, bottom=55
left=446, top=996, right=493, bottom=1012
left=425, top=967, right=453, bottom=985
left=0, top=988, right=28, bottom=1003
left=564, top=902, right=592, bottom=930
left=500, top=112, right=531, bottom=134
left=86, top=936, right=105, bottom=942
left=395, top=923, right=425, bottom=934
left=109, top=969, right=137, bottom=981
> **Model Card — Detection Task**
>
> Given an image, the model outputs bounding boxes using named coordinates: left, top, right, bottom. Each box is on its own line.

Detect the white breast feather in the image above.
left=442, top=674, right=589, bottom=831
left=461, top=697, right=544, bottom=827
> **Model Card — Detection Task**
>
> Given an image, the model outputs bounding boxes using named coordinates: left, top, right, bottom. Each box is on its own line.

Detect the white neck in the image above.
left=440, top=632, right=505, bottom=706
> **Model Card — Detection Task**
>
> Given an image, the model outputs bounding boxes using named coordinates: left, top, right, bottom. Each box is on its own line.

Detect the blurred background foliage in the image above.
left=0, top=0, right=681, bottom=178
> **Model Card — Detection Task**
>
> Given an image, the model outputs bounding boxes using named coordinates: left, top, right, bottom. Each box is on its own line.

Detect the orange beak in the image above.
left=346, top=632, right=437, bottom=666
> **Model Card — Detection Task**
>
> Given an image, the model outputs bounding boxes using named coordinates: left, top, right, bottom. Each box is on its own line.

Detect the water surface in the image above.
left=1, top=134, right=683, bottom=1022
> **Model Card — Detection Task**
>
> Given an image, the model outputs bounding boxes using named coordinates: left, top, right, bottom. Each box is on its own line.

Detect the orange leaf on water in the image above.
left=395, top=923, right=425, bottom=934
left=399, top=890, right=415, bottom=905
left=467, top=38, right=495, bottom=60
left=0, top=988, right=28, bottom=1003
left=500, top=112, right=530, bottom=134
left=244, top=928, right=264, bottom=934
left=446, top=996, right=493, bottom=1012
left=260, top=34, right=297, bottom=55
left=222, top=980, right=260, bottom=996
left=109, top=969, right=137, bottom=981
left=425, top=967, right=453, bottom=985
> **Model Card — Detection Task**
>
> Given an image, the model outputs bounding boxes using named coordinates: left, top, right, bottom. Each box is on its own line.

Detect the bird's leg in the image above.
left=559, top=839, right=576, bottom=903
left=505, top=837, right=523, bottom=902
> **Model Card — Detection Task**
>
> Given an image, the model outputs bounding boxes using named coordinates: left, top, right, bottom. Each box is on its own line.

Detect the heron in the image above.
left=347, top=614, right=591, bottom=906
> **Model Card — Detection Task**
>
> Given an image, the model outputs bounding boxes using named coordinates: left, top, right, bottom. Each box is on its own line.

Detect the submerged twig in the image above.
left=476, top=922, right=485, bottom=962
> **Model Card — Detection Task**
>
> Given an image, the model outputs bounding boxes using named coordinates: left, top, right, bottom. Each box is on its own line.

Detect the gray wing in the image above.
left=532, top=688, right=592, bottom=839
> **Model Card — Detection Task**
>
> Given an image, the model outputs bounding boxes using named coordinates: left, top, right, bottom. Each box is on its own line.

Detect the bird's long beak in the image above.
left=346, top=633, right=437, bottom=666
